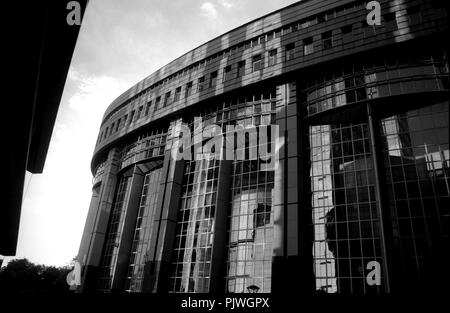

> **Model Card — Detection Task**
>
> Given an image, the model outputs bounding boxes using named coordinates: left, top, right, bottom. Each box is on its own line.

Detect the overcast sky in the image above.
left=13, top=0, right=300, bottom=267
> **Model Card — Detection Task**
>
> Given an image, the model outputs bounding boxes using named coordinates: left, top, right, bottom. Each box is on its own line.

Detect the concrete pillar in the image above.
left=272, top=81, right=308, bottom=293
left=76, top=183, right=100, bottom=287
left=77, top=148, right=120, bottom=292
left=143, top=119, right=184, bottom=292
left=209, top=160, right=232, bottom=293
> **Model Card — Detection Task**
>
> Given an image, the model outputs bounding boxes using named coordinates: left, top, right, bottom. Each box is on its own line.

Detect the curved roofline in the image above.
left=101, top=0, right=312, bottom=120
left=89, top=0, right=449, bottom=174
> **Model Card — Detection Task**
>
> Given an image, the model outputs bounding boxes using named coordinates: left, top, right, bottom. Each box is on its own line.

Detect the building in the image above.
left=1, top=0, right=88, bottom=256
left=75, top=0, right=449, bottom=294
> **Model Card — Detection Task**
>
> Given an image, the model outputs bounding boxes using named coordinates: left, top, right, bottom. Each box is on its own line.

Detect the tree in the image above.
left=0, top=258, right=72, bottom=293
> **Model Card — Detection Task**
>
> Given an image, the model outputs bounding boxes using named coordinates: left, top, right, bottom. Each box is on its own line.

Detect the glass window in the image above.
left=155, top=97, right=162, bottom=110
left=308, top=123, right=384, bottom=294
left=129, top=110, right=135, bottom=123
left=174, top=87, right=182, bottom=102
left=282, top=25, right=292, bottom=35
left=237, top=60, right=246, bottom=78
left=379, top=101, right=449, bottom=288
left=198, top=76, right=206, bottom=92
left=259, top=35, right=265, bottom=45
left=185, top=81, right=193, bottom=98
left=124, top=168, right=163, bottom=292
left=123, top=114, right=128, bottom=128
left=342, top=24, right=352, bottom=35
left=322, top=31, right=333, bottom=50
left=285, top=43, right=295, bottom=61
left=252, top=54, right=263, bottom=72
left=384, top=12, right=399, bottom=31
left=169, top=157, right=220, bottom=293
left=223, top=65, right=232, bottom=81
left=268, top=49, right=277, bottom=66
left=209, top=71, right=218, bottom=88
left=304, top=37, right=314, bottom=55
left=145, top=101, right=152, bottom=115
left=407, top=6, right=422, bottom=25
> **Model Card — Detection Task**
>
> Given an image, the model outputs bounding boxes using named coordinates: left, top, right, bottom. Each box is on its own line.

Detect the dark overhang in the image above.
left=1, top=0, right=88, bottom=255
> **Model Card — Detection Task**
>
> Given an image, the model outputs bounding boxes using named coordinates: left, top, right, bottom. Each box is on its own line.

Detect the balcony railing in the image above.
left=118, top=133, right=168, bottom=170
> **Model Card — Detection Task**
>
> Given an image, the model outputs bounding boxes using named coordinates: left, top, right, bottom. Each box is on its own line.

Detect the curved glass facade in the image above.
left=75, top=0, right=449, bottom=294
left=303, top=55, right=449, bottom=293
left=380, top=102, right=449, bottom=287
left=169, top=89, right=277, bottom=293
left=301, top=57, right=448, bottom=117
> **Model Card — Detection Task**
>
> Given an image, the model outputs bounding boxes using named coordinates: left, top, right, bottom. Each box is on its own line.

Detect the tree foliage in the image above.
left=0, top=258, right=71, bottom=293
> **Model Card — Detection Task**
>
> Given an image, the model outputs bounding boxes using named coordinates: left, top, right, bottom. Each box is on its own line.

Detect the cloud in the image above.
left=15, top=67, right=134, bottom=266
left=200, top=1, right=237, bottom=21
left=217, top=0, right=235, bottom=9
left=67, top=68, right=131, bottom=116
left=200, top=2, right=218, bottom=20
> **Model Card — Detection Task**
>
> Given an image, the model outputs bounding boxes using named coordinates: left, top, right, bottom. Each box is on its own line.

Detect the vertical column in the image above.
left=272, top=84, right=286, bottom=293
left=77, top=148, right=120, bottom=292
left=75, top=183, right=100, bottom=290
left=297, top=85, right=315, bottom=293
left=367, top=103, right=392, bottom=293
left=143, top=119, right=184, bottom=293
left=110, top=165, right=145, bottom=290
left=209, top=160, right=232, bottom=293
left=272, top=81, right=304, bottom=293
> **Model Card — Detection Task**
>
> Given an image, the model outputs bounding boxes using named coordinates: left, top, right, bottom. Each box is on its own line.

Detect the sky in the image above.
left=10, top=0, right=300, bottom=267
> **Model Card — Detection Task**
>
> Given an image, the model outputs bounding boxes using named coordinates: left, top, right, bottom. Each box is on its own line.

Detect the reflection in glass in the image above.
left=125, top=167, right=163, bottom=292
left=170, top=157, right=219, bottom=292
left=97, top=175, right=132, bottom=292
left=226, top=160, right=274, bottom=293
left=380, top=101, right=449, bottom=287
left=309, top=123, right=384, bottom=293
